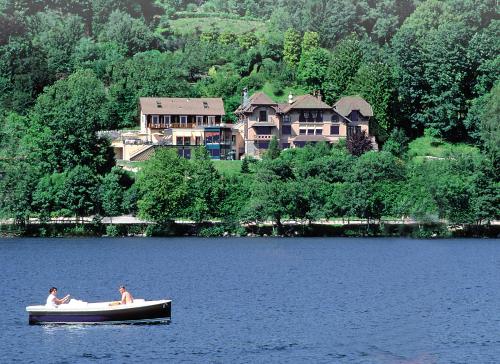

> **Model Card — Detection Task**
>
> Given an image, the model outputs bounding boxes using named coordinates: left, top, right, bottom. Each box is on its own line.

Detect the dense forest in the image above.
left=0, top=0, right=498, bottom=234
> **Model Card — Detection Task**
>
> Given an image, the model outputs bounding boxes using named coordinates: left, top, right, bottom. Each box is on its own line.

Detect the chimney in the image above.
left=316, top=90, right=322, bottom=101
left=288, top=92, right=293, bottom=104
left=243, top=88, right=249, bottom=107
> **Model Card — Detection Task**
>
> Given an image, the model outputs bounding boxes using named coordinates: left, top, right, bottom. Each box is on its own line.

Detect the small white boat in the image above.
left=26, top=299, right=171, bottom=325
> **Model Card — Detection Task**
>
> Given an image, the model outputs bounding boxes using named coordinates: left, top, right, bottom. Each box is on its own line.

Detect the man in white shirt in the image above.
left=46, top=287, right=70, bottom=307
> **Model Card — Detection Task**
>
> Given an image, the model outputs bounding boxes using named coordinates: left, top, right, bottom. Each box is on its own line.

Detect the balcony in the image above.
left=255, top=134, right=274, bottom=140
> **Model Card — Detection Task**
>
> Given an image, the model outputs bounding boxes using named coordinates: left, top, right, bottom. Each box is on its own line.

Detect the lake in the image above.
left=1, top=237, right=499, bottom=363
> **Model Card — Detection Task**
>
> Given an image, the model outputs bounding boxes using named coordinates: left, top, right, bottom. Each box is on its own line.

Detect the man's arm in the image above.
left=54, top=295, right=70, bottom=304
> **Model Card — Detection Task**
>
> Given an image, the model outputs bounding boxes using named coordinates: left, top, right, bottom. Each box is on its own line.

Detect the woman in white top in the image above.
left=46, top=287, right=70, bottom=307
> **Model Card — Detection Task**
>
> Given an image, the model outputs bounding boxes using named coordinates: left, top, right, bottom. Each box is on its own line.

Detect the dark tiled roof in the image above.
left=334, top=96, right=373, bottom=117
left=235, top=92, right=278, bottom=114
left=140, top=97, right=225, bottom=116
left=249, top=92, right=275, bottom=105
left=280, top=94, right=332, bottom=113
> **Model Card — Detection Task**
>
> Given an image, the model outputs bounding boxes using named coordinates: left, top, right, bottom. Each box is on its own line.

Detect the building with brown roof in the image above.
left=112, top=97, right=233, bottom=161
left=137, top=97, right=231, bottom=159
left=234, top=90, right=374, bottom=158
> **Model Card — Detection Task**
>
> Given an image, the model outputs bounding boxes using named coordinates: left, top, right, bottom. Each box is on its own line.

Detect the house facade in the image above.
left=113, top=97, right=233, bottom=161
left=234, top=91, right=374, bottom=159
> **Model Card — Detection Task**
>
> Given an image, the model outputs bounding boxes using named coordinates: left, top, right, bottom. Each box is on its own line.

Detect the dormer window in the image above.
left=350, top=110, right=359, bottom=121
left=259, top=110, right=267, bottom=122
left=203, top=102, right=209, bottom=109
left=180, top=115, right=188, bottom=125
left=152, top=115, right=159, bottom=126
left=196, top=116, right=204, bottom=126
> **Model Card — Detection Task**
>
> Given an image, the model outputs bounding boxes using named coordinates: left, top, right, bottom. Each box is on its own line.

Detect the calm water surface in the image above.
left=1, top=237, right=499, bottom=363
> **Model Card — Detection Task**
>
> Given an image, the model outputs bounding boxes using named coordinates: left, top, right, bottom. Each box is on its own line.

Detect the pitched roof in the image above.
left=333, top=96, right=373, bottom=117
left=140, top=97, right=225, bottom=116
left=280, top=94, right=332, bottom=113
left=249, top=92, right=275, bottom=105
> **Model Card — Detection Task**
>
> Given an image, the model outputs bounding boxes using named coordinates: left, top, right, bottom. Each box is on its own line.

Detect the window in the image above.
left=316, top=128, right=322, bottom=135
left=330, top=125, right=340, bottom=135
left=257, top=141, right=270, bottom=149
left=308, top=111, right=315, bottom=122
left=282, top=125, right=291, bottom=135
left=283, top=115, right=291, bottom=123
left=152, top=115, right=159, bottom=126
left=205, top=131, right=220, bottom=144
left=165, top=115, right=171, bottom=125
left=331, top=114, right=339, bottom=122
left=259, top=110, right=267, bottom=122
left=307, top=129, right=315, bottom=135
left=350, top=110, right=359, bottom=121
left=207, top=116, right=216, bottom=125
left=255, top=126, right=272, bottom=135
left=180, top=115, right=188, bottom=124
left=356, top=126, right=362, bottom=133
left=299, top=111, right=306, bottom=122
left=316, top=111, right=323, bottom=122
left=281, top=143, right=290, bottom=149
left=177, top=136, right=190, bottom=145
left=195, top=136, right=201, bottom=145
left=299, top=129, right=306, bottom=135
left=196, top=116, right=204, bottom=126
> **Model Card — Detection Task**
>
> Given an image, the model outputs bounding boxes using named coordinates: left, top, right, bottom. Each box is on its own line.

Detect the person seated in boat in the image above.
left=46, top=287, right=70, bottom=307
left=119, top=285, right=134, bottom=304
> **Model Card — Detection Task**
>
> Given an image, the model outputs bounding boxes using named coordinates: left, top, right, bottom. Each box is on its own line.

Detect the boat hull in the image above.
left=28, top=300, right=171, bottom=325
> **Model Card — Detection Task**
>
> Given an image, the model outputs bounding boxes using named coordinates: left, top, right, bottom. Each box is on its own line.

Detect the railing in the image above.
left=255, top=135, right=274, bottom=140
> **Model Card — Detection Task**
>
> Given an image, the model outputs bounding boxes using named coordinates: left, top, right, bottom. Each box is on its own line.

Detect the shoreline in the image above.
left=0, top=220, right=498, bottom=239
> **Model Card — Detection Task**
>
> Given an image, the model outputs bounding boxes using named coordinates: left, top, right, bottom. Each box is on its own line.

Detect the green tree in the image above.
left=98, top=10, right=162, bottom=56
left=283, top=28, right=301, bottom=67
left=32, top=172, right=67, bottom=221
left=347, top=61, right=397, bottom=137
left=136, top=148, right=190, bottom=224
left=478, top=82, right=500, bottom=170
left=60, top=165, right=100, bottom=222
left=27, top=69, right=114, bottom=174
left=323, top=35, right=362, bottom=104
left=187, top=147, right=223, bottom=223
left=30, top=10, right=85, bottom=76
left=301, top=31, right=319, bottom=53
left=382, top=128, right=409, bottom=157
left=297, top=47, right=330, bottom=93
left=100, top=167, right=126, bottom=222
left=264, top=135, right=281, bottom=160
left=240, top=157, right=250, bottom=174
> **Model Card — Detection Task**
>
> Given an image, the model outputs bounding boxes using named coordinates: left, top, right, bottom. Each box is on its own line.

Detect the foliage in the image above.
left=60, top=165, right=100, bottom=220
left=283, top=28, right=300, bottom=67
left=347, top=131, right=373, bottom=157
left=240, top=157, right=250, bottom=174
left=186, top=147, right=223, bottom=222
left=136, top=148, right=190, bottom=223
left=27, top=69, right=114, bottom=174
left=383, top=129, right=409, bottom=157
left=264, top=135, right=281, bottom=160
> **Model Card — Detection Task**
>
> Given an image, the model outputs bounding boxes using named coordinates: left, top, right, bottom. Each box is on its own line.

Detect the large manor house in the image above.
left=112, top=90, right=375, bottom=161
